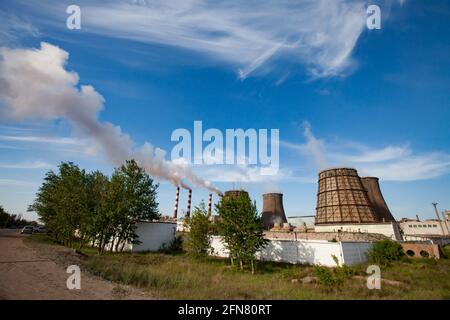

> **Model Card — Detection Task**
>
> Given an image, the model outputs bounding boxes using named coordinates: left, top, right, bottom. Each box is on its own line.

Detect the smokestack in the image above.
left=173, top=187, right=180, bottom=219
left=186, top=189, right=192, bottom=218
left=207, top=193, right=212, bottom=217
left=361, top=177, right=396, bottom=223
left=432, top=203, right=447, bottom=235
left=262, top=193, right=288, bottom=230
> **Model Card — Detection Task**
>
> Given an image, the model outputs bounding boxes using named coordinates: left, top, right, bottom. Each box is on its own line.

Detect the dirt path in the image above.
left=0, top=229, right=153, bottom=300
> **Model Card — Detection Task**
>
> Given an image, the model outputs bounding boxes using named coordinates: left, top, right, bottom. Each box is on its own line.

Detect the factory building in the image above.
left=399, top=218, right=449, bottom=236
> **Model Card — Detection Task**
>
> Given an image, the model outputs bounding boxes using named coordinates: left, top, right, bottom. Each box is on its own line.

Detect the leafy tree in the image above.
left=367, top=239, right=405, bottom=266
left=184, top=202, right=211, bottom=259
left=216, top=191, right=267, bottom=274
left=109, top=160, right=160, bottom=252
left=30, top=159, right=160, bottom=253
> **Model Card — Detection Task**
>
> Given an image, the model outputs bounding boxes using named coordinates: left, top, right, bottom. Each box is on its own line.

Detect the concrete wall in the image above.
left=210, top=236, right=372, bottom=267
left=400, top=242, right=441, bottom=259
left=131, top=222, right=176, bottom=252
left=314, top=222, right=402, bottom=240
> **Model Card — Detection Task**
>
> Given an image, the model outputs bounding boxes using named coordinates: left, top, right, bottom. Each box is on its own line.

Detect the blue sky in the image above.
left=0, top=0, right=449, bottom=221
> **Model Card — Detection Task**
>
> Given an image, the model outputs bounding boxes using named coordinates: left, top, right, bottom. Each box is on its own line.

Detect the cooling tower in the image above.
left=262, top=193, right=288, bottom=230
left=223, top=190, right=249, bottom=199
left=361, top=177, right=396, bottom=222
left=315, top=168, right=379, bottom=225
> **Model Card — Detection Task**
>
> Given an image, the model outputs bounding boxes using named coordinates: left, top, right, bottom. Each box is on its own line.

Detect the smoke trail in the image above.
left=302, top=121, right=329, bottom=170
left=0, top=42, right=221, bottom=194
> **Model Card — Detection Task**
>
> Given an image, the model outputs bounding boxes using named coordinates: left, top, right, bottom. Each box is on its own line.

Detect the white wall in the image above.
left=131, top=222, right=176, bottom=252
left=314, top=222, right=402, bottom=240
left=210, top=236, right=372, bottom=267
left=340, top=242, right=373, bottom=265
left=399, top=220, right=448, bottom=236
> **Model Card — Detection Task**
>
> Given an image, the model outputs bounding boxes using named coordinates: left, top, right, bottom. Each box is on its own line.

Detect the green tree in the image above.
left=367, top=239, right=405, bottom=266
left=109, top=160, right=160, bottom=252
left=216, top=191, right=267, bottom=274
left=184, top=202, right=211, bottom=259
left=0, top=206, right=9, bottom=228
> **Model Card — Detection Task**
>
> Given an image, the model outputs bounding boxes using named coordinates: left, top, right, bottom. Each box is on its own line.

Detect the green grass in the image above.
left=26, top=234, right=450, bottom=299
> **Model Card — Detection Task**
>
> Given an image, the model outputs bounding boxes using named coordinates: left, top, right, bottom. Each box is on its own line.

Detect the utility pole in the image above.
left=432, top=203, right=447, bottom=235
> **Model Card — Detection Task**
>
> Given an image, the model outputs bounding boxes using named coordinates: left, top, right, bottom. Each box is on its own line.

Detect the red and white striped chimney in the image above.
left=173, top=186, right=180, bottom=219
left=207, top=193, right=213, bottom=217
left=186, top=189, right=192, bottom=218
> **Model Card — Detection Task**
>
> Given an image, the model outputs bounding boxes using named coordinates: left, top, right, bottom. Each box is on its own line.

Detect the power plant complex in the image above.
left=158, top=166, right=449, bottom=265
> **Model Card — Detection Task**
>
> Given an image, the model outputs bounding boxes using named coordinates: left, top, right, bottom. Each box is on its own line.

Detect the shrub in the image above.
left=159, top=235, right=184, bottom=254
left=184, top=202, right=211, bottom=259
left=367, top=239, right=405, bottom=265
left=314, top=265, right=339, bottom=286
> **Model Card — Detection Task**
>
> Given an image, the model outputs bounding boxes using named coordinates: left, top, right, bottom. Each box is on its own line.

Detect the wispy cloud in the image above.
left=0, top=12, right=39, bottom=45
left=30, top=0, right=369, bottom=79
left=0, top=179, right=34, bottom=187
left=0, top=135, right=79, bottom=145
left=0, top=161, right=53, bottom=169
left=282, top=123, right=450, bottom=181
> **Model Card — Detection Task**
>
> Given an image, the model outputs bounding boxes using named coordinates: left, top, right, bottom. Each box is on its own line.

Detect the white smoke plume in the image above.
left=0, top=42, right=221, bottom=194
left=302, top=121, right=329, bottom=170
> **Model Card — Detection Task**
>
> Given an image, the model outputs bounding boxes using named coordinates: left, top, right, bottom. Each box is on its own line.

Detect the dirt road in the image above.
left=0, top=229, right=153, bottom=300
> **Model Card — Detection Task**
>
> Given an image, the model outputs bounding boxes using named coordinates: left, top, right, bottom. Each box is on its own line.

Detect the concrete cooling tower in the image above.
left=223, top=190, right=249, bottom=200
left=361, top=177, right=396, bottom=222
left=315, top=168, right=379, bottom=224
left=261, top=193, right=288, bottom=230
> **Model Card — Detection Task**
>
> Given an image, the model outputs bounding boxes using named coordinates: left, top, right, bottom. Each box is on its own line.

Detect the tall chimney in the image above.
left=261, top=193, right=288, bottom=230
left=186, top=189, right=192, bottom=218
left=432, top=203, right=446, bottom=235
left=361, top=177, right=396, bottom=222
left=207, top=193, right=212, bottom=217
left=173, top=187, right=180, bottom=219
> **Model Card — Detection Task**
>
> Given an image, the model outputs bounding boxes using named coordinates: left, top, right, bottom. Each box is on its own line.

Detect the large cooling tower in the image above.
left=223, top=190, right=249, bottom=199
left=361, top=177, right=396, bottom=222
left=262, top=193, right=288, bottom=230
left=315, top=168, right=379, bottom=225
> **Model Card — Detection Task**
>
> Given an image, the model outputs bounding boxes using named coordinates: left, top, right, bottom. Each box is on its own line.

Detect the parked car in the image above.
left=33, top=226, right=47, bottom=233
left=21, top=226, right=34, bottom=234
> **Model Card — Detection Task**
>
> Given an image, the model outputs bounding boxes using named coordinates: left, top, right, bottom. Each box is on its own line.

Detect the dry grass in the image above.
left=27, top=234, right=450, bottom=299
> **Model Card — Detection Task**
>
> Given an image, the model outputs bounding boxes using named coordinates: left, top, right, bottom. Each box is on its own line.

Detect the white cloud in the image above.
left=0, top=179, right=34, bottom=187
left=198, top=164, right=293, bottom=184
left=0, top=135, right=79, bottom=145
left=282, top=124, right=450, bottom=181
left=0, top=161, right=53, bottom=169
left=0, top=42, right=220, bottom=193
left=33, top=0, right=368, bottom=79
left=0, top=12, right=39, bottom=45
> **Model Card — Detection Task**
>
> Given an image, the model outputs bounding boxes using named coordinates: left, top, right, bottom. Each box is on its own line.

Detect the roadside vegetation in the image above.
left=26, top=234, right=450, bottom=299
left=29, top=160, right=159, bottom=252
left=0, top=205, right=36, bottom=228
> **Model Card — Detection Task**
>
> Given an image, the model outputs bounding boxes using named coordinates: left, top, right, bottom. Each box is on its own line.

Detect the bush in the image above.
left=184, top=202, right=211, bottom=259
left=367, top=239, right=405, bottom=265
left=314, top=255, right=356, bottom=286
left=159, top=235, right=184, bottom=254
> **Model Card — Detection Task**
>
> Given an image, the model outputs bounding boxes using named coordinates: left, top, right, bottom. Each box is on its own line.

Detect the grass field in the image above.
left=26, top=234, right=450, bottom=299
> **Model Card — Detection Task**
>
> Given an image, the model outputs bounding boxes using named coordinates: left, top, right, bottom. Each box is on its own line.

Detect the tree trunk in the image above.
left=251, top=260, right=255, bottom=275
left=239, top=259, right=243, bottom=271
